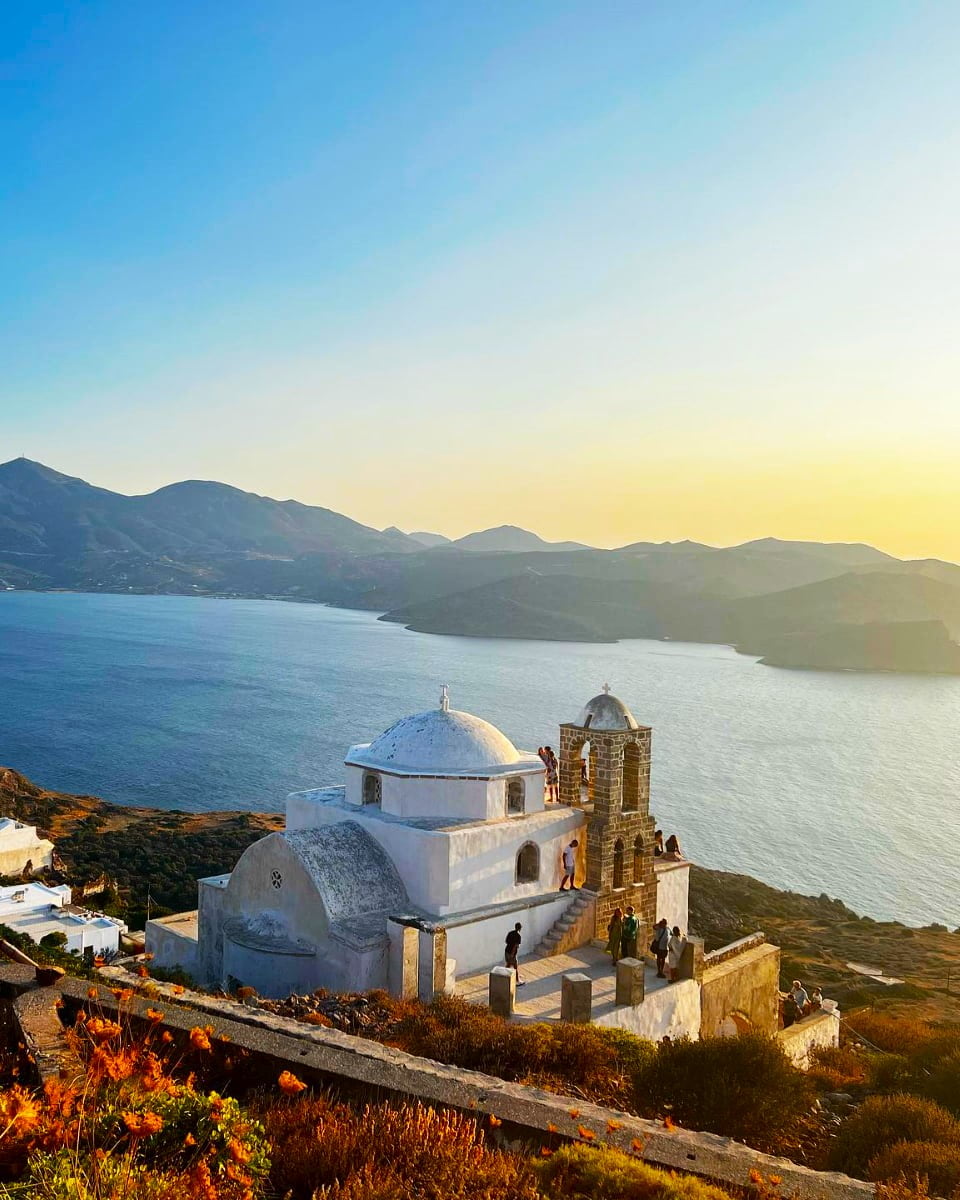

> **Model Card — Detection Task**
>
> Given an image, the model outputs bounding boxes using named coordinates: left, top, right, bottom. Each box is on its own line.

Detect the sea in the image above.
left=0, top=591, right=957, bottom=928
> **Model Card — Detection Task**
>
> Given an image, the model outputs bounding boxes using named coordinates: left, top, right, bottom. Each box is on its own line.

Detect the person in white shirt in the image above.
left=559, top=840, right=579, bottom=891
left=667, top=926, right=687, bottom=981
left=791, top=980, right=809, bottom=1012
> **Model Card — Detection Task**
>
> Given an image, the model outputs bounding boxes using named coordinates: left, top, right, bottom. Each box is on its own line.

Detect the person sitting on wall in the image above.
left=664, top=833, right=684, bottom=860
left=667, top=925, right=687, bottom=982
left=650, top=918, right=670, bottom=978
left=790, top=980, right=809, bottom=1013
left=620, top=906, right=640, bottom=960
left=654, top=830, right=664, bottom=857
left=807, top=986, right=823, bottom=1013
left=605, top=906, right=623, bottom=966
left=504, top=922, right=525, bottom=986
left=559, top=839, right=579, bottom=891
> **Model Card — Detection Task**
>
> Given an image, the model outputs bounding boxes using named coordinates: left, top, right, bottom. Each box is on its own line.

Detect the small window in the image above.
left=507, top=777, right=525, bottom=814
left=613, top=839, right=625, bottom=890
left=633, top=835, right=644, bottom=883
left=271, top=870, right=283, bottom=890
left=515, top=841, right=539, bottom=884
left=362, top=772, right=382, bottom=806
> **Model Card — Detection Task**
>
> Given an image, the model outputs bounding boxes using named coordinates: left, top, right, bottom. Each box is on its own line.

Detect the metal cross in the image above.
left=602, top=681, right=611, bottom=694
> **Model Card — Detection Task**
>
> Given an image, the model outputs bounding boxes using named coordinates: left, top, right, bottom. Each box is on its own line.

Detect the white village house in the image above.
left=0, top=881, right=126, bottom=956
left=0, top=817, right=55, bottom=877
left=147, top=686, right=838, bottom=1058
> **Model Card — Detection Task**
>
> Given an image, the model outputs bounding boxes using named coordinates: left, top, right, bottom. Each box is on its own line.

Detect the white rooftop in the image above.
left=575, top=685, right=640, bottom=731
left=346, top=690, right=538, bottom=777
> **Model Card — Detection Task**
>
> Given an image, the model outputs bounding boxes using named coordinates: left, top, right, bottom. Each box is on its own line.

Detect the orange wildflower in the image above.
left=0, top=1086, right=41, bottom=1134
left=568, top=1108, right=580, bottom=1118
left=769, top=1177, right=782, bottom=1187
left=631, top=1138, right=645, bottom=1154
left=607, top=1119, right=622, bottom=1132
left=488, top=1113, right=502, bottom=1128
left=172, top=984, right=186, bottom=995
left=86, top=1018, right=122, bottom=1043
left=87, top=987, right=98, bottom=999
left=189, top=1026, right=212, bottom=1052
left=136, top=965, right=150, bottom=978
left=145, top=1008, right=165, bottom=1022
left=277, top=1070, right=307, bottom=1095
left=546, top=1122, right=559, bottom=1134
left=122, top=1110, right=164, bottom=1137
left=161, top=1031, right=174, bottom=1044
left=183, top=1132, right=197, bottom=1146
left=228, top=1138, right=251, bottom=1163
left=749, top=1170, right=765, bottom=1185
left=578, top=1125, right=595, bottom=1140
left=540, top=1146, right=553, bottom=1157
left=664, top=1115, right=676, bottom=1131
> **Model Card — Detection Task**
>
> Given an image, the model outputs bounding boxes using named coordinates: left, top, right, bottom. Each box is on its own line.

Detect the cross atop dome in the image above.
left=439, top=684, right=450, bottom=713
left=602, top=682, right=611, bottom=694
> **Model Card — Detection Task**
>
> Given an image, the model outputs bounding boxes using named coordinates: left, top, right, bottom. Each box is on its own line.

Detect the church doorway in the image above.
left=515, top=842, right=540, bottom=884
left=362, top=772, right=382, bottom=806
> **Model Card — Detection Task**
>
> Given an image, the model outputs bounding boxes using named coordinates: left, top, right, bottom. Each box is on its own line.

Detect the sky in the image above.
left=2, top=1, right=959, bottom=558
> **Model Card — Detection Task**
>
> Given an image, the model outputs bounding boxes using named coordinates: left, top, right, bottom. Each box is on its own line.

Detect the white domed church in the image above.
left=146, top=686, right=694, bottom=1005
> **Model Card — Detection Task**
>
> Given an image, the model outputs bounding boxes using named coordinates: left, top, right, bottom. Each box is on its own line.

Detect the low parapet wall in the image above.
left=7, top=970, right=873, bottom=1200
left=778, top=1009, right=841, bottom=1068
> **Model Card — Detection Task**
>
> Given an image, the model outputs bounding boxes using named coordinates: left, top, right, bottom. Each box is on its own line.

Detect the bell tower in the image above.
left=559, top=686, right=657, bottom=945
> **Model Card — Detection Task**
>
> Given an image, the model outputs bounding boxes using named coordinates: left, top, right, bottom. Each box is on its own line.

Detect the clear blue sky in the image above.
left=3, top=2, right=959, bottom=554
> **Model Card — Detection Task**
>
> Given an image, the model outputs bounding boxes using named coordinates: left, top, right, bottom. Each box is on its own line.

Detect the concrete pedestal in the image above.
left=388, top=920, right=419, bottom=999
left=488, top=966, right=516, bottom=1018
left=418, top=927, right=448, bottom=1002
left=560, top=972, right=592, bottom=1023
left=615, top=956, right=645, bottom=1007
left=679, top=937, right=705, bottom=982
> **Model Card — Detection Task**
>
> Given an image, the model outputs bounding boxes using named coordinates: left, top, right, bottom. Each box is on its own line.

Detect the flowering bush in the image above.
left=0, top=997, right=269, bottom=1199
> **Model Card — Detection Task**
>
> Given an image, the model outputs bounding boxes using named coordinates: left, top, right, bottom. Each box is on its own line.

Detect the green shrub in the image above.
left=807, top=1044, right=866, bottom=1092
left=921, top=1050, right=960, bottom=1117
left=868, top=1140, right=960, bottom=1196
left=632, top=1033, right=812, bottom=1153
left=868, top=1053, right=913, bottom=1094
left=829, top=1095, right=960, bottom=1177
left=534, top=1142, right=735, bottom=1199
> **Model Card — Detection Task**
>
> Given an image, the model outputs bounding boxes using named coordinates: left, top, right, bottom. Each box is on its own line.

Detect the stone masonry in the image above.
left=559, top=723, right=656, bottom=947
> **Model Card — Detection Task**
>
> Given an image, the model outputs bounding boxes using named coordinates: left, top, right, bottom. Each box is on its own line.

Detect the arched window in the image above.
left=362, top=772, right=382, bottom=806
left=507, top=777, right=525, bottom=814
left=622, top=742, right=641, bottom=812
left=633, top=835, right=644, bottom=883
left=613, top=838, right=625, bottom=890
left=515, top=842, right=540, bottom=884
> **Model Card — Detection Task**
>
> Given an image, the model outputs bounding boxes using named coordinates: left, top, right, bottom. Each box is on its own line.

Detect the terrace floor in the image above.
left=457, top=944, right=672, bottom=1023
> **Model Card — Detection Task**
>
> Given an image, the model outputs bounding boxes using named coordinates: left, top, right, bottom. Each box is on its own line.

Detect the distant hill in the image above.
left=3, top=458, right=959, bottom=674
left=451, top=525, right=592, bottom=553
left=406, top=530, right=452, bottom=548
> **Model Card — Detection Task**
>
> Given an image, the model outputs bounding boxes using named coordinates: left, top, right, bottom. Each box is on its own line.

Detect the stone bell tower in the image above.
left=559, top=686, right=657, bottom=944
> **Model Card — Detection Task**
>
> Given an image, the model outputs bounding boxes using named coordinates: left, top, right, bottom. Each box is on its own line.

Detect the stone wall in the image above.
left=24, top=971, right=872, bottom=1200
left=778, top=1008, right=841, bottom=1067
left=700, top=942, right=781, bottom=1037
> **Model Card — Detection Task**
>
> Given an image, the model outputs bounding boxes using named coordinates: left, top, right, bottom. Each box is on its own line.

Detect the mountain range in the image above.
left=2, top=457, right=959, bottom=674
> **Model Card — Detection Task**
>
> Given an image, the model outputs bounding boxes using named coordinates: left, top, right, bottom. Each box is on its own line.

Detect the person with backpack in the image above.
left=620, top=906, right=639, bottom=960
left=650, top=918, right=670, bottom=977
left=504, top=922, right=525, bottom=986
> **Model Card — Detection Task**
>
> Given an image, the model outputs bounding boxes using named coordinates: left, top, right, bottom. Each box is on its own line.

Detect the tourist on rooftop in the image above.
left=504, top=922, right=525, bottom=986
left=605, top=906, right=624, bottom=966
left=544, top=746, right=559, bottom=803
left=559, top=839, right=579, bottom=891
left=650, top=918, right=670, bottom=978
left=620, top=906, right=639, bottom=960
left=667, top=925, right=687, bottom=981
left=808, top=986, right=823, bottom=1012
left=654, top=830, right=664, bottom=857
left=790, top=980, right=809, bottom=1012
left=664, top=833, right=684, bottom=859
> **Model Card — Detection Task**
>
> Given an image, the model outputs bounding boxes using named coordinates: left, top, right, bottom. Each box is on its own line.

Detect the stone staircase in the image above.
left=534, top=891, right=596, bottom=958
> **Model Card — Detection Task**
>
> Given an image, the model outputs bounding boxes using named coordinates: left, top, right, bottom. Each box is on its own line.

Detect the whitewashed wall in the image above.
left=595, top=978, right=701, bottom=1042
left=655, top=861, right=690, bottom=932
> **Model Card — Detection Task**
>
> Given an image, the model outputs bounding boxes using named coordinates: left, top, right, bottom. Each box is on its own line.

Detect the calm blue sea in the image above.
left=1, top=592, right=957, bottom=927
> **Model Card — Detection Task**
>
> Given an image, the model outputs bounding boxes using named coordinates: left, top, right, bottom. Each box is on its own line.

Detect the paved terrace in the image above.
left=457, top=943, right=672, bottom=1022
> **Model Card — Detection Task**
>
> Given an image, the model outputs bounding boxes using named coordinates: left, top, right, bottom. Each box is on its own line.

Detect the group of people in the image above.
left=606, top=912, right=687, bottom=980
left=653, top=829, right=684, bottom=860
left=781, top=979, right=824, bottom=1026
left=537, top=746, right=559, bottom=802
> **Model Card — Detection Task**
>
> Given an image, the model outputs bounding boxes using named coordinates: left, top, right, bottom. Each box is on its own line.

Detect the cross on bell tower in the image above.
left=559, top=687, right=657, bottom=945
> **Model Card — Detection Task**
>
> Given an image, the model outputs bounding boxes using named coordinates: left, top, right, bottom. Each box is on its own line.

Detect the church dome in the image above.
left=346, top=696, right=528, bottom=777
left=575, top=688, right=639, bottom=731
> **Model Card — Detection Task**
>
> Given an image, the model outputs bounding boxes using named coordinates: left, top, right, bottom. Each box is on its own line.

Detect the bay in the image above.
left=0, top=591, right=957, bottom=927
